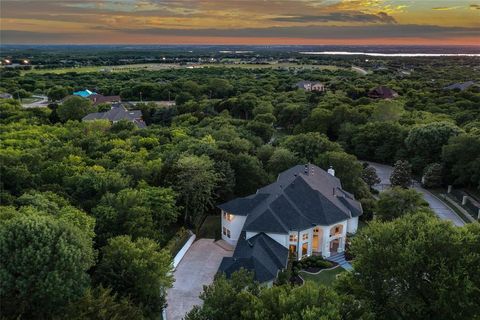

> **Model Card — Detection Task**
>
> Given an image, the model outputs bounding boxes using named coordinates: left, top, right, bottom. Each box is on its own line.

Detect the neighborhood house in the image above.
left=82, top=103, right=147, bottom=128
left=218, top=164, right=362, bottom=284
left=88, top=94, right=122, bottom=106
left=368, top=86, right=399, bottom=99
left=295, top=81, right=326, bottom=92
left=73, top=89, right=97, bottom=98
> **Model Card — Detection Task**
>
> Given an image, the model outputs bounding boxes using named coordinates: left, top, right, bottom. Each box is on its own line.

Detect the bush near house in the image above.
left=164, top=227, right=191, bottom=257
left=292, top=256, right=335, bottom=274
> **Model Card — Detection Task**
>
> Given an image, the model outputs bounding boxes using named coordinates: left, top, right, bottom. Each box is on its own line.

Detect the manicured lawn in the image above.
left=197, top=215, right=221, bottom=240
left=299, top=266, right=346, bottom=286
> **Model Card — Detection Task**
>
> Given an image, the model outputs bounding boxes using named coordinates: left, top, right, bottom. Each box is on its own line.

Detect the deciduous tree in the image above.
left=390, top=160, right=412, bottom=188
left=94, top=236, right=173, bottom=318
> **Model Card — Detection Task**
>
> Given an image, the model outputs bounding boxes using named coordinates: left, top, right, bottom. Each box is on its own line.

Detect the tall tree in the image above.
left=282, top=132, right=342, bottom=163
left=375, top=187, right=428, bottom=221
left=173, top=154, right=220, bottom=226
left=186, top=270, right=372, bottom=320
left=336, top=212, right=480, bottom=320
left=442, top=134, right=480, bottom=190
left=390, top=160, right=412, bottom=188
left=405, top=122, right=462, bottom=173
left=94, top=236, right=173, bottom=319
left=57, top=96, right=94, bottom=122
left=361, top=164, right=381, bottom=189
left=62, top=286, right=145, bottom=320
left=422, top=163, right=443, bottom=188
left=0, top=207, right=95, bottom=319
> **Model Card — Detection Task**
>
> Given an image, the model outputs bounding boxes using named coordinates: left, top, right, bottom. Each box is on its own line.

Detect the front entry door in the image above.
left=330, top=239, right=340, bottom=253
left=313, top=234, right=319, bottom=252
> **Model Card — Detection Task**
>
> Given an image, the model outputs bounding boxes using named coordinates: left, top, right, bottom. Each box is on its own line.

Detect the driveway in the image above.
left=166, top=239, right=233, bottom=320
left=22, top=95, right=48, bottom=108
left=365, top=161, right=465, bottom=227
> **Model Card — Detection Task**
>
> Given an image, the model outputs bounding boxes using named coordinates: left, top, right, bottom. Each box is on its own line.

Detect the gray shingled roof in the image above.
left=218, top=232, right=288, bottom=282
left=82, top=104, right=146, bottom=128
left=443, top=81, right=476, bottom=91
left=218, top=164, right=362, bottom=234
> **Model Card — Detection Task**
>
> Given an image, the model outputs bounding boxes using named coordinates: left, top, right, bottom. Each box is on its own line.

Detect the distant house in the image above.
left=368, top=86, right=399, bottom=99
left=88, top=94, right=121, bottom=106
left=0, top=93, right=13, bottom=99
left=295, top=81, right=326, bottom=92
left=73, top=89, right=96, bottom=98
left=218, top=164, right=362, bottom=284
left=82, top=103, right=146, bottom=128
left=443, top=81, right=476, bottom=91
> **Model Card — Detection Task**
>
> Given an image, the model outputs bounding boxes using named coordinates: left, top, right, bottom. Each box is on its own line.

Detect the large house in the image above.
left=295, top=81, right=326, bottom=92
left=82, top=103, right=146, bottom=128
left=88, top=94, right=121, bottom=106
left=218, top=164, right=362, bottom=284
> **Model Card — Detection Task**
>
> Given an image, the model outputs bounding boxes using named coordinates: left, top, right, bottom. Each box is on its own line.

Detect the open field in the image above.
left=23, top=62, right=341, bottom=75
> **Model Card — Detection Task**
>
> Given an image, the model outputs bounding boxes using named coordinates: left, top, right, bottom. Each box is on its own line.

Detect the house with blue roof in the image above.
left=218, top=164, right=362, bottom=284
left=73, top=89, right=96, bottom=98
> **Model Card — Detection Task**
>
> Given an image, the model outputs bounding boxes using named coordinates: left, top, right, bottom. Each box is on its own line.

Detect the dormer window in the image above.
left=223, top=212, right=234, bottom=222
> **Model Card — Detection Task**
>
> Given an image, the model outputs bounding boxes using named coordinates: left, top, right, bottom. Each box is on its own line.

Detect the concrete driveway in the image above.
left=365, top=161, right=465, bottom=227
left=166, top=239, right=233, bottom=320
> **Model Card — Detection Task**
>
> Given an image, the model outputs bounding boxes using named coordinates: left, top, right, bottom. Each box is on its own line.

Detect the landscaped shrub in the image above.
left=164, top=227, right=190, bottom=256
left=275, top=269, right=291, bottom=286
left=291, top=256, right=334, bottom=275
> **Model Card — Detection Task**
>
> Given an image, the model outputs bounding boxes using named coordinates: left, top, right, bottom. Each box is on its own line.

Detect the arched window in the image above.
left=330, top=224, right=343, bottom=237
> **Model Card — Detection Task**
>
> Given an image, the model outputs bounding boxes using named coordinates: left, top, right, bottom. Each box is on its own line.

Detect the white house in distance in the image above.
left=218, top=164, right=362, bottom=284
left=295, top=81, right=326, bottom=92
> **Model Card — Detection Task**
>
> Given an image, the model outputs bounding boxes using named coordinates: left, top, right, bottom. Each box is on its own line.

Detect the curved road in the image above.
left=22, top=95, right=48, bottom=108
left=366, top=161, right=465, bottom=227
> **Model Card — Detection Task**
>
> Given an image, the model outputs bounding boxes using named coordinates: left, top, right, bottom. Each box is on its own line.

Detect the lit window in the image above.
left=223, top=227, right=231, bottom=238
left=302, top=233, right=309, bottom=241
left=289, top=234, right=297, bottom=242
left=223, top=212, right=234, bottom=221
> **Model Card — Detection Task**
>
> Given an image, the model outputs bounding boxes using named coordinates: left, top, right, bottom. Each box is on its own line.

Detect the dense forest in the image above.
left=1, top=52, right=479, bottom=319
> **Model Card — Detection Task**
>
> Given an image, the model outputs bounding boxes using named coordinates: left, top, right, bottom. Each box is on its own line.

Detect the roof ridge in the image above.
left=301, top=175, right=353, bottom=220
left=280, top=175, right=317, bottom=229
left=247, top=207, right=289, bottom=233
left=256, top=234, right=284, bottom=268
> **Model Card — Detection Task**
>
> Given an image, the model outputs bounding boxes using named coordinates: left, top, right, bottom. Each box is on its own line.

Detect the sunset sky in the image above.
left=1, top=0, right=479, bottom=45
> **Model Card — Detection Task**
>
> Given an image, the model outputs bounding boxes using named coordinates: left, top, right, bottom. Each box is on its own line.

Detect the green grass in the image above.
left=299, top=266, right=346, bottom=286
left=24, top=62, right=341, bottom=75
left=197, top=215, right=221, bottom=240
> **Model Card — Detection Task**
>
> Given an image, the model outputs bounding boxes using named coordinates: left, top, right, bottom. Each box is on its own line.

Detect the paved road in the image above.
left=166, top=239, right=232, bottom=320
left=366, top=161, right=465, bottom=227
left=22, top=95, right=48, bottom=108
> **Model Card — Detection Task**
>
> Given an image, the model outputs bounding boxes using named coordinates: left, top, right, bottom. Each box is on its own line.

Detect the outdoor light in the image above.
left=23, top=59, right=29, bottom=64
left=4, top=59, right=11, bottom=64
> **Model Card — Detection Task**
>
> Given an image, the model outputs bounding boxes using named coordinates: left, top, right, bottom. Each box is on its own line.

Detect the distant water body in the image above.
left=300, top=51, right=480, bottom=57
